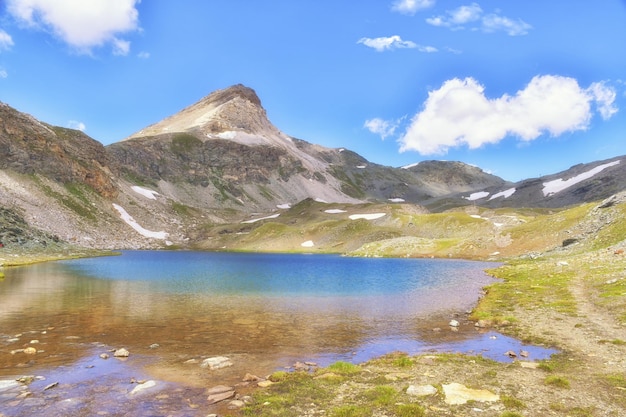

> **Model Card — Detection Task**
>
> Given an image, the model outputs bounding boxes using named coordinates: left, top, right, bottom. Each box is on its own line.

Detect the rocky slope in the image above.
left=0, top=84, right=625, bottom=250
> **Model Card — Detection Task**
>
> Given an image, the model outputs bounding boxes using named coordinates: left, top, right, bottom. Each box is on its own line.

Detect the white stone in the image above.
left=129, top=380, right=157, bottom=396
left=406, top=384, right=438, bottom=397
left=201, top=356, right=233, bottom=370
left=0, top=380, right=20, bottom=392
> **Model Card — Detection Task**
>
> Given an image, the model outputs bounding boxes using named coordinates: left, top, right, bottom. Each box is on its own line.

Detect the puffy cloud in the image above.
left=364, top=118, right=398, bottom=139
left=398, top=75, right=618, bottom=155
left=391, top=0, right=435, bottom=15
left=358, top=35, right=417, bottom=52
left=0, top=68, right=7, bottom=78
left=588, top=81, right=618, bottom=120
left=6, top=0, right=140, bottom=54
left=426, top=3, right=532, bottom=36
left=67, top=120, right=86, bottom=131
left=0, top=30, right=15, bottom=51
left=426, top=3, right=482, bottom=28
left=482, top=14, right=532, bottom=36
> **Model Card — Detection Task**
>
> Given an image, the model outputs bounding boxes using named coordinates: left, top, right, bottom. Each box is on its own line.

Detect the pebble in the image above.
left=406, top=384, right=438, bottom=397
left=129, top=380, right=156, bottom=396
left=200, top=356, right=232, bottom=370
left=23, top=347, right=37, bottom=355
left=113, top=348, right=130, bottom=358
left=449, top=319, right=460, bottom=327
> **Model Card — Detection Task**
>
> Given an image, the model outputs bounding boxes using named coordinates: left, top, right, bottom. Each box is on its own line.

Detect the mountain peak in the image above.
left=201, top=84, right=262, bottom=108
left=124, top=84, right=275, bottom=141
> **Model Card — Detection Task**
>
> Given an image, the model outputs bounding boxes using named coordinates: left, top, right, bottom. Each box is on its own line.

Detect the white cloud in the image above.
left=391, top=0, right=435, bottom=15
left=112, top=38, right=131, bottom=56
left=426, top=3, right=532, bottom=36
left=364, top=118, right=398, bottom=139
left=137, top=51, right=150, bottom=59
left=358, top=35, right=417, bottom=52
left=588, top=81, right=618, bottom=120
left=482, top=14, right=532, bottom=36
left=418, top=45, right=438, bottom=53
left=6, top=0, right=140, bottom=54
left=0, top=68, right=7, bottom=78
left=426, top=3, right=482, bottom=28
left=398, top=75, right=618, bottom=155
left=0, top=30, right=15, bottom=51
left=67, top=120, right=86, bottom=131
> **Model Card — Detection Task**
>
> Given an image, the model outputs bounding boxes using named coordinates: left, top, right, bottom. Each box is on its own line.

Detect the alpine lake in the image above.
left=0, top=251, right=556, bottom=416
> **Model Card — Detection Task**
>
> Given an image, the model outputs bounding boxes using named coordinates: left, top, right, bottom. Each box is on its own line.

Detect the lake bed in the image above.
left=0, top=251, right=556, bottom=415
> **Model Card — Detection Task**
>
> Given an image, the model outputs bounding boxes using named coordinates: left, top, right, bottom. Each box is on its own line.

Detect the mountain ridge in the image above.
left=1, top=84, right=625, bottom=250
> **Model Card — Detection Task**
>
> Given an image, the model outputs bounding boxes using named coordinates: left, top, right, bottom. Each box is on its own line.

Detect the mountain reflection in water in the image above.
left=0, top=252, right=555, bottom=388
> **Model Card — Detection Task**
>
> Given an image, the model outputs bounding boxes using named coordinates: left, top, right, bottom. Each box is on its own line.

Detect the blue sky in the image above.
left=1, top=1, right=625, bottom=181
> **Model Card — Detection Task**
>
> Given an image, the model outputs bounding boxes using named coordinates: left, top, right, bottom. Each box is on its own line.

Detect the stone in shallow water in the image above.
left=113, top=348, right=130, bottom=358
left=200, top=356, right=232, bottom=370
left=0, top=380, right=20, bottom=392
left=442, top=382, right=499, bottom=405
left=129, top=380, right=157, bottom=396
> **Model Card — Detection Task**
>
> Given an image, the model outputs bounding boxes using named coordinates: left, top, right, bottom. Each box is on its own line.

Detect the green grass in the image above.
left=544, top=375, right=570, bottom=388
left=326, top=361, right=362, bottom=376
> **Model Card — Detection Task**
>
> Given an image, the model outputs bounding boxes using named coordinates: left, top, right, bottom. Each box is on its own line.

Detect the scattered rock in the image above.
left=113, top=348, right=130, bottom=358
left=149, top=343, right=160, bottom=349
left=129, top=380, right=156, bottom=396
left=99, top=353, right=110, bottom=360
left=43, top=382, right=59, bottom=391
left=406, top=384, right=438, bottom=397
left=257, top=380, right=273, bottom=388
left=23, top=347, right=37, bottom=355
left=207, top=385, right=235, bottom=404
left=0, top=380, right=20, bottom=392
left=201, top=356, right=233, bottom=370
left=474, top=319, right=490, bottom=328
left=520, top=350, right=529, bottom=358
left=228, top=399, right=245, bottom=408
left=449, top=319, right=460, bottom=327
left=243, top=373, right=261, bottom=382
left=505, top=350, right=517, bottom=358
left=442, top=382, right=499, bottom=405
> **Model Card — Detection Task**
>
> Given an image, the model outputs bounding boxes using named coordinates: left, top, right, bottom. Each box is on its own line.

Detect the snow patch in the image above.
left=315, top=198, right=329, bottom=203
left=401, top=162, right=420, bottom=169
left=131, top=186, right=160, bottom=200
left=542, top=160, right=621, bottom=196
left=301, top=240, right=314, bottom=247
left=464, top=191, right=490, bottom=201
left=349, top=213, right=386, bottom=220
left=324, top=209, right=347, bottom=214
left=241, top=213, right=281, bottom=224
left=216, top=131, right=237, bottom=139
left=489, top=188, right=516, bottom=200
left=388, top=198, right=405, bottom=203
left=112, top=204, right=169, bottom=240
left=277, top=203, right=291, bottom=209
left=356, top=165, right=367, bottom=169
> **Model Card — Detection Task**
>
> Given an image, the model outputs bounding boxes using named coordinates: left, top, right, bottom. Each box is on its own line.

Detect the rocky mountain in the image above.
left=0, top=84, right=625, bottom=250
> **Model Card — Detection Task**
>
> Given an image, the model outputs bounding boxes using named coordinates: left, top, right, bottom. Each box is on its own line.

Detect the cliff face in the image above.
left=0, top=102, right=117, bottom=198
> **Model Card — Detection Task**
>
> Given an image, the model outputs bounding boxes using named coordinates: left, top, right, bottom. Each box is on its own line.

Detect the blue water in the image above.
left=0, top=251, right=556, bottom=374
left=59, top=251, right=491, bottom=297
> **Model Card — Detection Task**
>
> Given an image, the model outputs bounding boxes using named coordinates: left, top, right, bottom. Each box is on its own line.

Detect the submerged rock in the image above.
left=201, top=356, right=233, bottom=370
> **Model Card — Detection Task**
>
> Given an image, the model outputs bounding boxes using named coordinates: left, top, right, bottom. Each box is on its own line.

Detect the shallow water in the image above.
left=0, top=251, right=556, bottom=415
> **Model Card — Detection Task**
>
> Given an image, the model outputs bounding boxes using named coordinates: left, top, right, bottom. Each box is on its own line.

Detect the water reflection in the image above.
left=0, top=252, right=554, bottom=386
